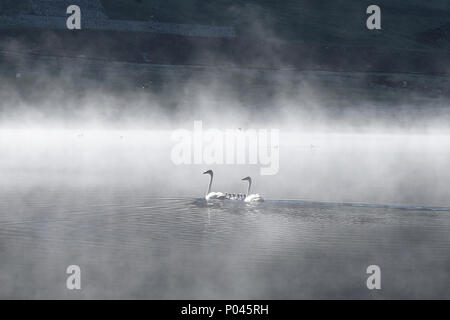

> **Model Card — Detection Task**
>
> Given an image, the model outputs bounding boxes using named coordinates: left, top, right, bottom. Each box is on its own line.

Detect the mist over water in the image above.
left=1, top=128, right=450, bottom=207
left=1, top=6, right=450, bottom=298
left=1, top=50, right=450, bottom=206
left=1, top=84, right=449, bottom=299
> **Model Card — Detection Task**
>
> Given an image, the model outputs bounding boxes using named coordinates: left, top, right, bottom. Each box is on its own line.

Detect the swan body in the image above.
left=242, top=176, right=264, bottom=202
left=203, top=170, right=226, bottom=200
left=206, top=192, right=226, bottom=200
left=244, top=193, right=264, bottom=202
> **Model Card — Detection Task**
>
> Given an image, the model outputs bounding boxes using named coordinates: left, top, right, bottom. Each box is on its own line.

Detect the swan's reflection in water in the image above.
left=202, top=199, right=263, bottom=233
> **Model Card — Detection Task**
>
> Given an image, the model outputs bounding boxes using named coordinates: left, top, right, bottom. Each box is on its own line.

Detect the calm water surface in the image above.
left=0, top=188, right=449, bottom=299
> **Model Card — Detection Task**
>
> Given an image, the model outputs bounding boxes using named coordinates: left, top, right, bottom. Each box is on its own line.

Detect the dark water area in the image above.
left=0, top=189, right=449, bottom=299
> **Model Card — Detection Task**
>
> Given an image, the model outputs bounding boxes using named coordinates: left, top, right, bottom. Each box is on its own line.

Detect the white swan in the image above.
left=241, top=176, right=264, bottom=202
left=203, top=170, right=226, bottom=200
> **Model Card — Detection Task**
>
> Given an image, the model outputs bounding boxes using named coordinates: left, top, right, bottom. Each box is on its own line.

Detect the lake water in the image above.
left=1, top=188, right=449, bottom=299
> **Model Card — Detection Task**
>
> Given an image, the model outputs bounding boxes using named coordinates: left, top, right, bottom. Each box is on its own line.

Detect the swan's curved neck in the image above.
left=246, top=179, right=252, bottom=195
left=206, top=174, right=213, bottom=195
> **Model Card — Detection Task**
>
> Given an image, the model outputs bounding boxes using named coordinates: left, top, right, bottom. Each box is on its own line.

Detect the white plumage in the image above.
left=205, top=191, right=226, bottom=200
left=202, top=171, right=264, bottom=202
left=241, top=176, right=264, bottom=202
left=203, top=170, right=226, bottom=200
left=244, top=193, right=264, bottom=202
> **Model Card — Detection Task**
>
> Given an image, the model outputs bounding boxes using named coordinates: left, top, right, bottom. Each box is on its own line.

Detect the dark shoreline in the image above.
left=1, top=28, right=449, bottom=75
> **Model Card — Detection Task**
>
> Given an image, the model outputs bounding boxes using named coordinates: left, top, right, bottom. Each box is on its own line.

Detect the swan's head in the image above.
left=203, top=170, right=213, bottom=175
left=241, top=176, right=252, bottom=182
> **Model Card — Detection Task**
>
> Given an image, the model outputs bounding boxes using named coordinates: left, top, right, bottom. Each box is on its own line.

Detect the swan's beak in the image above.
left=242, top=176, right=250, bottom=181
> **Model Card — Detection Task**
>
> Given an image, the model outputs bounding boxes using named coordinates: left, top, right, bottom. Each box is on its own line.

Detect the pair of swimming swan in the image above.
left=203, top=170, right=264, bottom=202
